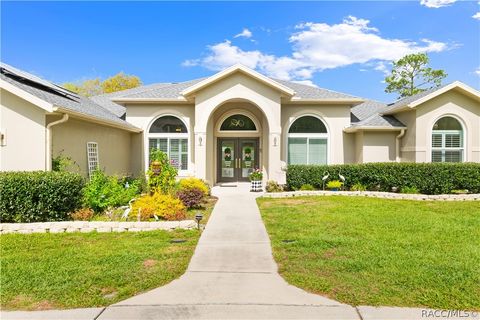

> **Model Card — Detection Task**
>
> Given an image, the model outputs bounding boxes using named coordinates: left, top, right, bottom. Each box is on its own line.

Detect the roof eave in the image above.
left=110, top=97, right=191, bottom=104
left=344, top=126, right=407, bottom=133
left=0, top=78, right=55, bottom=112
left=53, top=107, right=142, bottom=133
left=286, top=98, right=365, bottom=106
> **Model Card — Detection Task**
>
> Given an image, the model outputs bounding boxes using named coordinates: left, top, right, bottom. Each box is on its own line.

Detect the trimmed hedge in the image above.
left=287, top=163, right=480, bottom=195
left=0, top=171, right=84, bottom=222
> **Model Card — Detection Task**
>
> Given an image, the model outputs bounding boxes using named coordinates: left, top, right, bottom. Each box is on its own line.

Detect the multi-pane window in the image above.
left=431, top=116, right=463, bottom=163
left=148, top=116, right=189, bottom=171
left=288, top=116, right=328, bottom=165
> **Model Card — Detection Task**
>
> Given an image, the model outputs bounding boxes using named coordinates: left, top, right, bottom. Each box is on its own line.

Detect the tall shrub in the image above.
left=287, top=163, right=480, bottom=195
left=0, top=171, right=84, bottom=222
left=147, top=149, right=177, bottom=194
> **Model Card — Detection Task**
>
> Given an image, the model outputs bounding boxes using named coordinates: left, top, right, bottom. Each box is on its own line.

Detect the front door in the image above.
left=218, top=138, right=259, bottom=182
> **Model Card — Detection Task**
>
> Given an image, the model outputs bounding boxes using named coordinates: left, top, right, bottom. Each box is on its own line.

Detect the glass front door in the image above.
left=218, top=138, right=259, bottom=182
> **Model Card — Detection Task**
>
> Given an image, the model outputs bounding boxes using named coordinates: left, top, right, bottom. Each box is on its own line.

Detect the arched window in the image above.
left=288, top=116, right=328, bottom=165
left=431, top=116, right=464, bottom=162
left=220, top=114, right=257, bottom=131
left=148, top=115, right=189, bottom=170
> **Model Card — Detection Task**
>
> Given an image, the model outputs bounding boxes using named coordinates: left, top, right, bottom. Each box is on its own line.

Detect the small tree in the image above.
left=101, top=72, right=142, bottom=94
left=385, top=53, right=447, bottom=98
left=147, top=150, right=177, bottom=195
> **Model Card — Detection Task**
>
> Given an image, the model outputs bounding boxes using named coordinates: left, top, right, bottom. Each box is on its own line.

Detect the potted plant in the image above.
left=249, top=168, right=263, bottom=192
left=326, top=180, right=343, bottom=191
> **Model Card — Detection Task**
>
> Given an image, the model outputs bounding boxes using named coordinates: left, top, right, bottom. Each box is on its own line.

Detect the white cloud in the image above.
left=234, top=28, right=253, bottom=39
left=473, top=12, right=480, bottom=20
left=475, top=67, right=480, bottom=76
left=420, top=0, right=457, bottom=8
left=183, top=16, right=451, bottom=82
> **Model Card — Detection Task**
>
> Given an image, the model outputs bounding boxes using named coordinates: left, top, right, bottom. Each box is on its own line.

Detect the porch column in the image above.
left=194, top=131, right=207, bottom=180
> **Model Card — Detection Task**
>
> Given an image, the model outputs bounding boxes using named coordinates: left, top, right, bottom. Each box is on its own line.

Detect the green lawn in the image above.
left=0, top=229, right=199, bottom=310
left=257, top=196, right=480, bottom=310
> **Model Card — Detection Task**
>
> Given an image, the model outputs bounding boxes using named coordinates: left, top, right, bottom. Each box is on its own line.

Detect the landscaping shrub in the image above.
left=177, top=188, right=206, bottom=209
left=0, top=171, right=84, bottom=222
left=350, top=182, right=367, bottom=191
left=130, top=193, right=186, bottom=221
left=287, top=163, right=480, bottom=195
left=266, top=180, right=284, bottom=193
left=70, top=208, right=94, bottom=221
left=326, top=180, right=343, bottom=190
left=148, top=149, right=177, bottom=194
left=83, top=170, right=140, bottom=213
left=176, top=178, right=209, bottom=208
left=400, top=186, right=419, bottom=194
left=178, top=177, right=210, bottom=196
left=300, top=184, right=315, bottom=191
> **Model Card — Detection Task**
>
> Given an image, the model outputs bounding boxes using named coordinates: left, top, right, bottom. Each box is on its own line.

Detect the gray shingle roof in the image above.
left=90, top=83, right=170, bottom=117
left=382, top=83, right=451, bottom=114
left=350, top=99, right=405, bottom=128
left=274, top=79, right=360, bottom=100
left=118, top=78, right=206, bottom=99
left=1, top=63, right=139, bottom=130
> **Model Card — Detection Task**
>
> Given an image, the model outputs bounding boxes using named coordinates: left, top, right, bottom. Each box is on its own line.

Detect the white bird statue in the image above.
left=322, top=171, right=329, bottom=190
left=338, top=172, right=346, bottom=191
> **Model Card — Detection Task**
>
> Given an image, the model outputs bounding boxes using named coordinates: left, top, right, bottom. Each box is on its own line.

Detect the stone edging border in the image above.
left=0, top=220, right=197, bottom=234
left=262, top=190, right=480, bottom=201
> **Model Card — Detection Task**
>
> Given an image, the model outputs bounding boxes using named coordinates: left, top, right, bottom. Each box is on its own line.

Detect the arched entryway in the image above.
left=204, top=100, right=269, bottom=184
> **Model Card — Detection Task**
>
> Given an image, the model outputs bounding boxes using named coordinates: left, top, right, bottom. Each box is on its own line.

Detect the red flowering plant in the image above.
left=249, top=168, right=263, bottom=181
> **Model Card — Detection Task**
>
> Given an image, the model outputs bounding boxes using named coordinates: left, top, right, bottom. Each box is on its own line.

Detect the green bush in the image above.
left=350, top=182, right=367, bottom=191
left=400, top=186, right=419, bottom=194
left=287, top=163, right=480, bottom=195
left=0, top=171, right=84, bottom=222
left=266, top=180, right=284, bottom=193
left=83, top=170, right=141, bottom=213
left=326, top=180, right=343, bottom=190
left=300, top=184, right=315, bottom=191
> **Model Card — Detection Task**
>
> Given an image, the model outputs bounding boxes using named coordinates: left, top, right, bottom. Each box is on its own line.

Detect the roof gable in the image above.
left=181, top=64, right=295, bottom=97
left=382, top=81, right=480, bottom=115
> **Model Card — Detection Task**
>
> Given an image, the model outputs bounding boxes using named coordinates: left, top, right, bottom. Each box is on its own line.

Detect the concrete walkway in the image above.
left=2, top=184, right=477, bottom=319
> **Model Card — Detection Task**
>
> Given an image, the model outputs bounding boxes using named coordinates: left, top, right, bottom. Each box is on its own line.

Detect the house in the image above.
left=1, top=63, right=479, bottom=184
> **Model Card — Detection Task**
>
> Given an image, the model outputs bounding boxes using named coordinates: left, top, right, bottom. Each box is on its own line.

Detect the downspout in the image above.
left=46, top=113, right=69, bottom=170
left=395, top=129, right=405, bottom=163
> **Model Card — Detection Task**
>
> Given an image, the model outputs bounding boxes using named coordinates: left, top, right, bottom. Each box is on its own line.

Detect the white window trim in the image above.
left=285, top=114, right=330, bottom=165
left=428, top=114, right=467, bottom=163
left=145, top=114, right=191, bottom=176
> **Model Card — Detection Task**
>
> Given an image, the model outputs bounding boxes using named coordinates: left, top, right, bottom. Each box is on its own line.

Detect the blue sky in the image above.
left=2, top=1, right=479, bottom=102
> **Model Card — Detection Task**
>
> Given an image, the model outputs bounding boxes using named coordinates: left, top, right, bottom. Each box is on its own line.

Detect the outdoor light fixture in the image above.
left=195, top=213, right=203, bottom=230
left=273, top=136, right=278, bottom=146
left=198, top=136, right=203, bottom=146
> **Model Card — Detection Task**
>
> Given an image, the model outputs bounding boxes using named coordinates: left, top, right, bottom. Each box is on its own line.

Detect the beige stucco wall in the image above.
left=125, top=104, right=195, bottom=176
left=399, top=90, right=480, bottom=163
left=415, top=90, right=480, bottom=162
left=394, top=110, right=416, bottom=162
left=362, top=132, right=397, bottom=162
left=0, top=89, right=46, bottom=171
left=193, top=72, right=283, bottom=183
left=48, top=117, right=133, bottom=177
left=354, top=131, right=364, bottom=163
left=281, top=104, right=353, bottom=165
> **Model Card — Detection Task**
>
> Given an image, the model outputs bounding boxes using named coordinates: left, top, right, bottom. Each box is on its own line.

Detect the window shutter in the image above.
left=432, top=134, right=443, bottom=148
left=431, top=151, right=443, bottom=163
left=288, top=138, right=308, bottom=164
left=308, top=138, right=327, bottom=165
left=86, top=142, right=99, bottom=177
left=445, top=134, right=461, bottom=148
